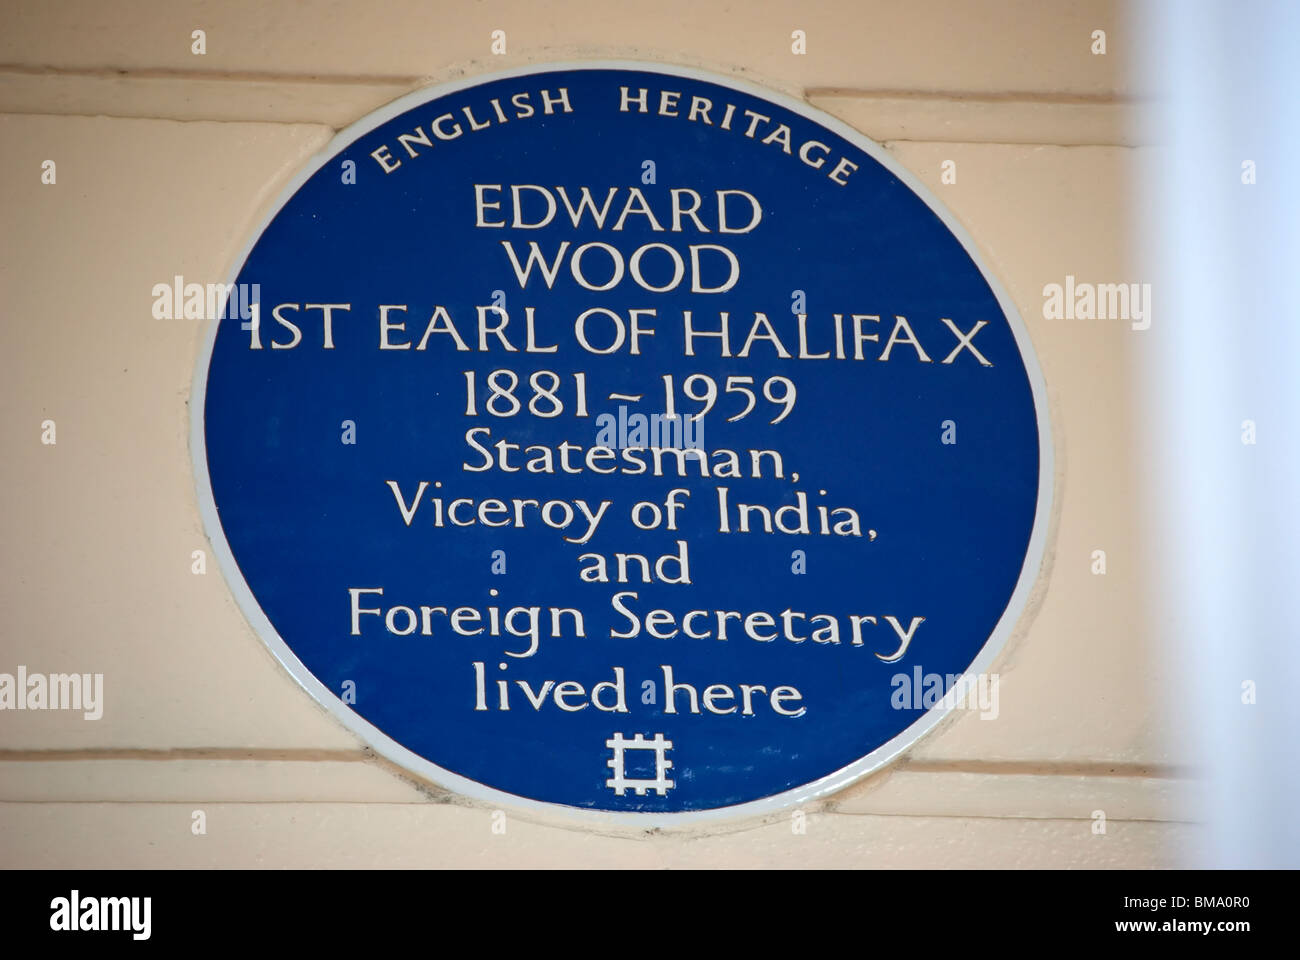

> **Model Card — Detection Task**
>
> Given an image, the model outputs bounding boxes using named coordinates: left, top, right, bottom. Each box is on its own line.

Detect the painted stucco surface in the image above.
left=0, top=0, right=1183, bottom=867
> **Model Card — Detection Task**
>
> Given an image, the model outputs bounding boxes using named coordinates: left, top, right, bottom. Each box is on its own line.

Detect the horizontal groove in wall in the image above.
left=898, top=759, right=1194, bottom=779
left=0, top=749, right=1190, bottom=778
left=0, top=754, right=1194, bottom=824
left=0, top=70, right=408, bottom=127
left=0, top=63, right=426, bottom=84
left=805, top=86, right=1134, bottom=105
left=0, top=69, right=1149, bottom=145
left=0, top=748, right=370, bottom=762
left=809, top=92, right=1149, bottom=146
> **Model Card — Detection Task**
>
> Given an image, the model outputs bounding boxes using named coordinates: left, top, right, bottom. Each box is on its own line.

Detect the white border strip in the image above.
left=189, top=60, right=1055, bottom=828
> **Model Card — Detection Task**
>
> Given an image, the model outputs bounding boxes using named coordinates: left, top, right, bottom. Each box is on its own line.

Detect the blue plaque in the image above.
left=192, top=63, right=1052, bottom=822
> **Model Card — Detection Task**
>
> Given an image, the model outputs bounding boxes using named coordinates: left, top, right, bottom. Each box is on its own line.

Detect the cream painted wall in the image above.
left=0, top=0, right=1186, bottom=867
